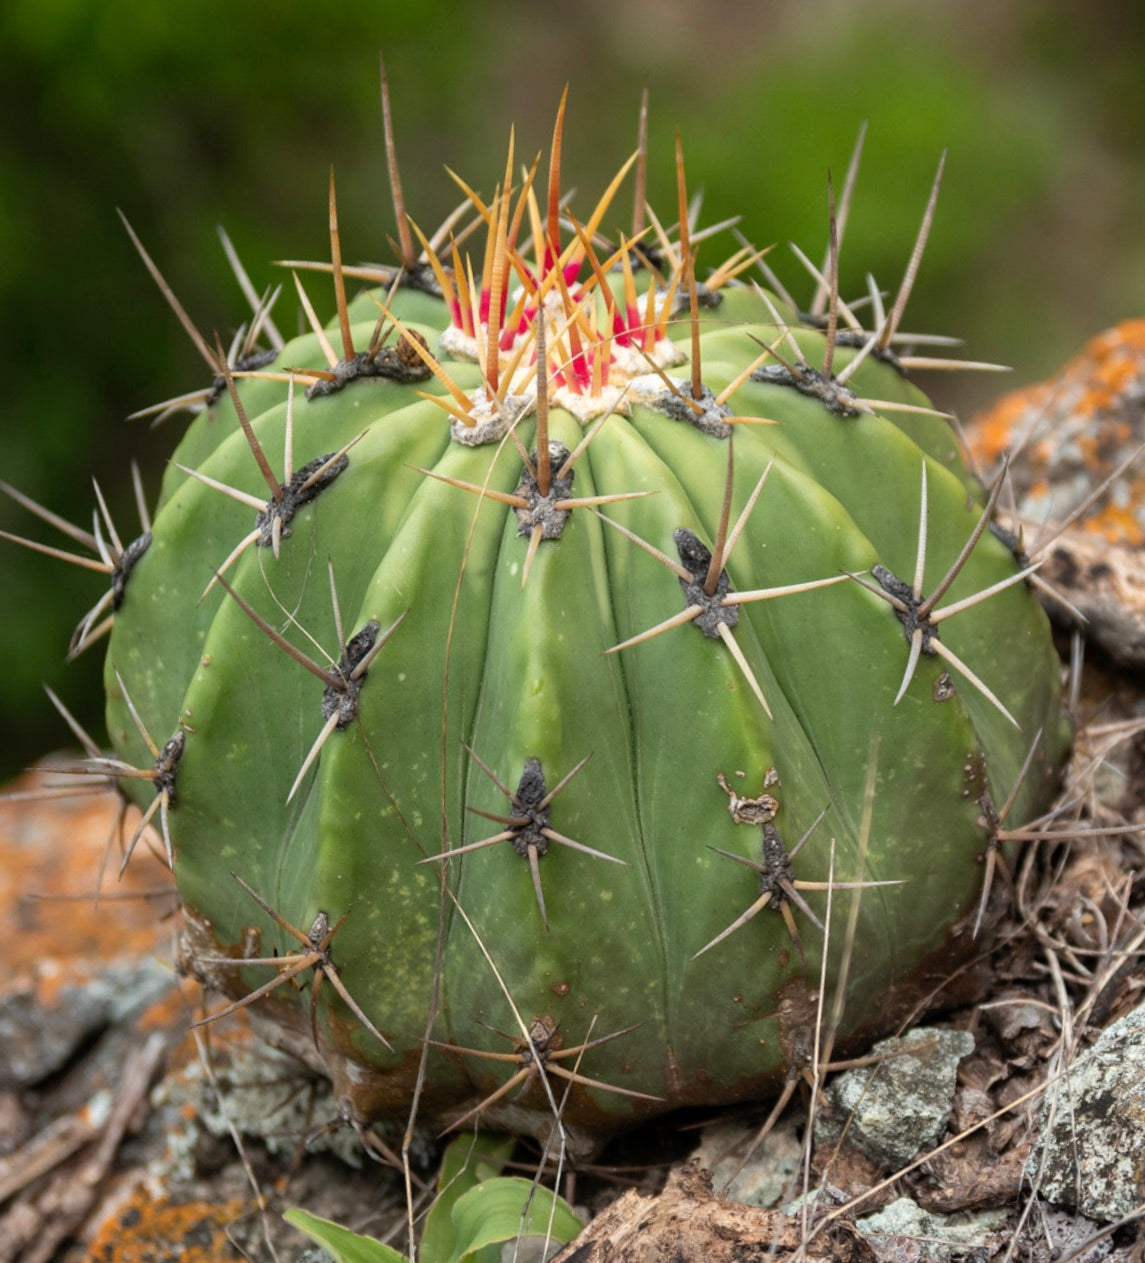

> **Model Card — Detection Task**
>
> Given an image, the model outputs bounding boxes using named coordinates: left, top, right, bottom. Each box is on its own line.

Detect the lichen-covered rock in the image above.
left=970, top=319, right=1145, bottom=668
left=815, top=1027, right=975, bottom=1169
left=855, top=1196, right=1008, bottom=1263
left=1029, top=1001, right=1145, bottom=1222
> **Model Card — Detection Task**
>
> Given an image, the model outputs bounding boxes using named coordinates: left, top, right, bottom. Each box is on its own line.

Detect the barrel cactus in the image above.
left=13, top=85, right=1069, bottom=1158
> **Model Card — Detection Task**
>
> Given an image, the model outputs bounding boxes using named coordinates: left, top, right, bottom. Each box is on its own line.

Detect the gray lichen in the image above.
left=814, top=1026, right=975, bottom=1170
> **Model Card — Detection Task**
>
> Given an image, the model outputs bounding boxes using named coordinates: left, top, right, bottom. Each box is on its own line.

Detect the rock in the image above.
left=150, top=1036, right=369, bottom=1172
left=0, top=959, right=171, bottom=1090
left=1018, top=1206, right=1115, bottom=1263
left=1028, top=1001, right=1145, bottom=1222
left=814, top=1028, right=975, bottom=1171
left=967, top=320, right=1145, bottom=669
left=693, top=1114, right=804, bottom=1206
left=856, top=1195, right=1008, bottom=1263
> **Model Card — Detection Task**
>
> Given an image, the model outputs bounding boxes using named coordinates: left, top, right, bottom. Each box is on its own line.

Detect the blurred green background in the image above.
left=3, top=0, right=1144, bottom=776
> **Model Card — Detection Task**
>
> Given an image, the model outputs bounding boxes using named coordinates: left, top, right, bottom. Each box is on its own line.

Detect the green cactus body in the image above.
left=83, top=106, right=1069, bottom=1154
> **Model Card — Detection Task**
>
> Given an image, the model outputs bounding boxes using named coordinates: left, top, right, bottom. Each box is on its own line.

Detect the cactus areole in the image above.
left=97, top=93, right=1067, bottom=1156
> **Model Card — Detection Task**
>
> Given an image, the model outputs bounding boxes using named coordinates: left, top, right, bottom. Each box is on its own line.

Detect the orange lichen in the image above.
left=970, top=319, right=1145, bottom=544
left=85, top=1186, right=248, bottom=1262
left=1, top=770, right=174, bottom=985
left=1082, top=502, right=1145, bottom=547
left=968, top=389, right=1047, bottom=462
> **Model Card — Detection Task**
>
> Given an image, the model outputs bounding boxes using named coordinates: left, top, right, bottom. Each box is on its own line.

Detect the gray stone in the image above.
left=814, top=1027, right=975, bottom=1170
left=1021, top=1207, right=1115, bottom=1263
left=151, top=1041, right=367, bottom=1172
left=693, top=1115, right=804, bottom=1207
left=856, top=1196, right=1007, bottom=1263
left=0, top=959, right=172, bottom=1089
left=1028, top=1002, right=1145, bottom=1222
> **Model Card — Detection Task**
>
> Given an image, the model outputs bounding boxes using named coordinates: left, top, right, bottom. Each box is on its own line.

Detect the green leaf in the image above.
left=420, top=1132, right=516, bottom=1263
left=438, top=1131, right=517, bottom=1191
left=447, top=1176, right=584, bottom=1263
left=284, top=1207, right=408, bottom=1263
